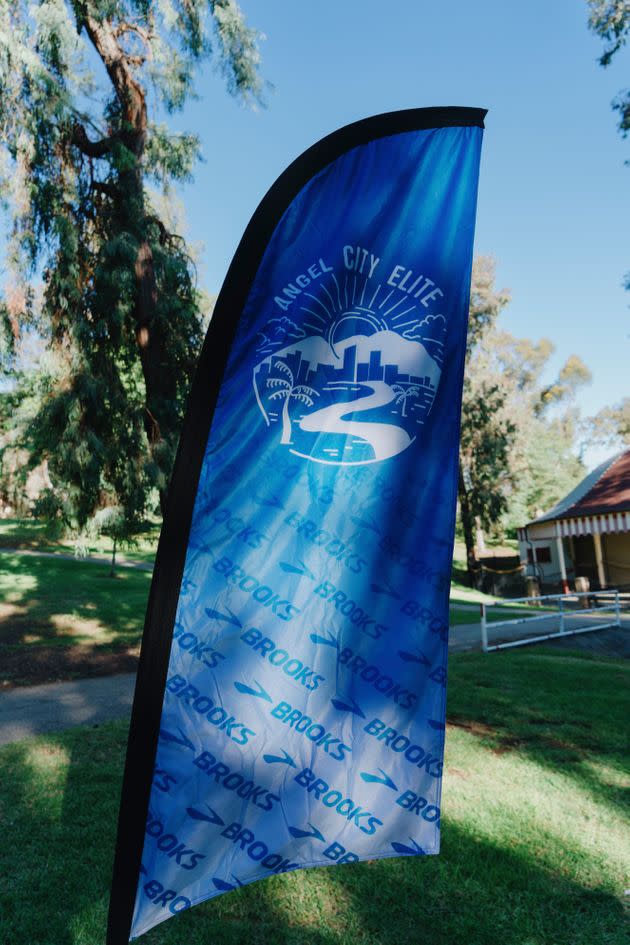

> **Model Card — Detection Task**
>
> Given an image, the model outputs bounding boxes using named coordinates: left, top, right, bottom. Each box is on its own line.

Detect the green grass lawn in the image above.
left=0, top=648, right=627, bottom=945
left=449, top=601, right=558, bottom=626
left=0, top=552, right=151, bottom=650
left=449, top=605, right=486, bottom=626
left=0, top=553, right=152, bottom=685
left=0, top=551, right=565, bottom=685
left=0, top=517, right=159, bottom=565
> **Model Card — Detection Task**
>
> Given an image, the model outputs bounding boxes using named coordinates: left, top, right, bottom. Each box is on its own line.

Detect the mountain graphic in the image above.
left=255, top=330, right=441, bottom=387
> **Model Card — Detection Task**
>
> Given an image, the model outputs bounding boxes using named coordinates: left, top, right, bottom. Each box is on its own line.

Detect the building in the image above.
left=517, top=449, right=630, bottom=592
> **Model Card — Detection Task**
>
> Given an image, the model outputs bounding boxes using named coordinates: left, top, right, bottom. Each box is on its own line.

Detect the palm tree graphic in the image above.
left=267, top=361, right=318, bottom=444
left=392, top=384, right=421, bottom=418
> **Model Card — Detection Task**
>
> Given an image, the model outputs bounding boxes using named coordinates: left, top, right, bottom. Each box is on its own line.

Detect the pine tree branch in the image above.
left=124, top=55, right=147, bottom=67
left=144, top=214, right=169, bottom=245
left=91, top=180, right=117, bottom=198
left=113, top=21, right=153, bottom=59
left=113, top=21, right=151, bottom=45
left=82, top=13, right=147, bottom=140
left=71, top=122, right=119, bottom=158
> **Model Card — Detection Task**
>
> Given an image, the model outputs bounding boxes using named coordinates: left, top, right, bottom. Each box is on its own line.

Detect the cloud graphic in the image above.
left=268, top=316, right=306, bottom=341
left=256, top=317, right=306, bottom=355
left=402, top=314, right=446, bottom=341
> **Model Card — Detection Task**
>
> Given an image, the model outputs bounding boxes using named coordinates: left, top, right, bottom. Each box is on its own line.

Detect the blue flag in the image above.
left=107, top=107, right=485, bottom=942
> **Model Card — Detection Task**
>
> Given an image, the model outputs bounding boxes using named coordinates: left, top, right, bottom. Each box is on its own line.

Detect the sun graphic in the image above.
left=291, top=266, right=447, bottom=361
left=255, top=264, right=447, bottom=369
left=327, top=312, right=386, bottom=356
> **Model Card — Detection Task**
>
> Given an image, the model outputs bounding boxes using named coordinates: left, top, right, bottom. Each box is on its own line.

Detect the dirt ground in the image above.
left=0, top=644, right=140, bottom=689
left=2, top=623, right=628, bottom=692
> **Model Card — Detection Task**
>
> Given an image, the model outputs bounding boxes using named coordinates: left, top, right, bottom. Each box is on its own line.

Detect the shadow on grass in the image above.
left=447, top=649, right=630, bottom=823
left=0, top=720, right=625, bottom=945
left=0, top=553, right=151, bottom=684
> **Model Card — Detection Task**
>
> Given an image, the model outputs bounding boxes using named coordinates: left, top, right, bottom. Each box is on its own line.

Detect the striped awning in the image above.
left=556, top=513, right=630, bottom=537
left=518, top=450, right=630, bottom=542
left=517, top=512, right=630, bottom=542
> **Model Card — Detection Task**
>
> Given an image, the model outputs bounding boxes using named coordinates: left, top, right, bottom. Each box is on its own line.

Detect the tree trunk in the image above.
left=458, top=460, right=480, bottom=587
left=83, top=14, right=174, bottom=516
left=280, top=394, right=292, bottom=444
left=474, top=516, right=487, bottom=554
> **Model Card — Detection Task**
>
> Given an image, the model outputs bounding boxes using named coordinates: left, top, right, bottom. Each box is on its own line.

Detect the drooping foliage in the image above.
left=458, top=257, right=515, bottom=580
left=0, top=0, right=262, bottom=532
left=474, top=330, right=590, bottom=535
left=588, top=0, right=630, bottom=136
left=587, top=1, right=630, bottom=300
left=587, top=396, right=630, bottom=446
left=459, top=257, right=591, bottom=583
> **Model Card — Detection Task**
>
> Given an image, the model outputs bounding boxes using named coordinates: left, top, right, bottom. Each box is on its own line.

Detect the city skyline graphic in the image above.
left=252, top=265, right=446, bottom=466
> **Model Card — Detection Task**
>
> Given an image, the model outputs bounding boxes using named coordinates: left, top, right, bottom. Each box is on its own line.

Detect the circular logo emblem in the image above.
left=253, top=256, right=445, bottom=466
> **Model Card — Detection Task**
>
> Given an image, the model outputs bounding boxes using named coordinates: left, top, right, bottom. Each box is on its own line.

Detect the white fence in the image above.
left=480, top=590, right=624, bottom=653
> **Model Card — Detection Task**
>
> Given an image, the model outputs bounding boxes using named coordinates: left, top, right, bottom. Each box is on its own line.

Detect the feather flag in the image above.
left=107, top=107, right=485, bottom=942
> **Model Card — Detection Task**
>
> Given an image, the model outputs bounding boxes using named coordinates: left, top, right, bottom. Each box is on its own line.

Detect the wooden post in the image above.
left=480, top=603, right=488, bottom=652
left=556, top=533, right=569, bottom=594
left=593, top=532, right=607, bottom=590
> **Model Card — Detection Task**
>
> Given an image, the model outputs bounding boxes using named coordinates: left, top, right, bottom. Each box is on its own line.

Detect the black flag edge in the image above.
left=106, top=106, right=487, bottom=945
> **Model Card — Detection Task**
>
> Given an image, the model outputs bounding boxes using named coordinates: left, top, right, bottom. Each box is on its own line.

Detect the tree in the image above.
left=459, top=258, right=592, bottom=584
left=588, top=1, right=630, bottom=137
left=0, top=1, right=263, bottom=534
left=267, top=363, right=318, bottom=445
left=85, top=504, right=129, bottom=576
left=469, top=329, right=590, bottom=540
left=458, top=257, right=514, bottom=583
left=494, top=337, right=591, bottom=532
left=392, top=384, right=420, bottom=418
left=585, top=396, right=630, bottom=446
left=540, top=354, right=594, bottom=410
left=458, top=382, right=516, bottom=579
left=588, top=2, right=630, bottom=299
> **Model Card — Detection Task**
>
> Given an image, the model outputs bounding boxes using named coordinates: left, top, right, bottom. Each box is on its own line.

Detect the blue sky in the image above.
left=1, top=2, right=626, bottom=467
left=170, top=0, right=629, bottom=468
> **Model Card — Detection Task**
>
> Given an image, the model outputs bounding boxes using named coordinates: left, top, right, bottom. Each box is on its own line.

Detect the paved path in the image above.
left=0, top=673, right=135, bottom=746
left=1, top=612, right=628, bottom=747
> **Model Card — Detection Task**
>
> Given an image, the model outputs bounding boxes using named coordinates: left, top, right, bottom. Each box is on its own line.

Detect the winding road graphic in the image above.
left=295, top=381, right=413, bottom=464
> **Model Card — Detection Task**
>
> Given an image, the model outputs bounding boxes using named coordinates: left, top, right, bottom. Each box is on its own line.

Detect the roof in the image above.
left=530, top=449, right=630, bottom=525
